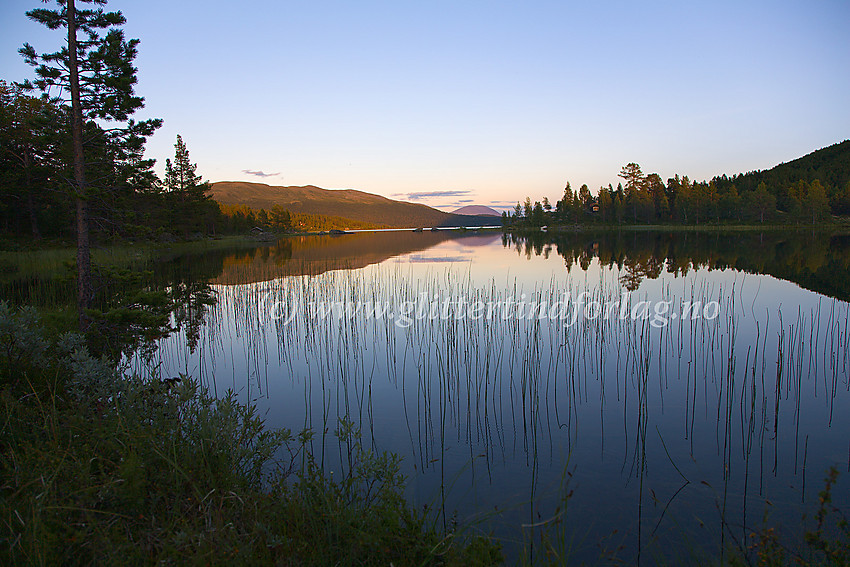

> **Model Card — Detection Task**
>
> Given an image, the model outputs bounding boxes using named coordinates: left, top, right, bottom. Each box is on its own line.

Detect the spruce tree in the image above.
left=164, top=134, right=203, bottom=202
left=163, top=134, right=215, bottom=235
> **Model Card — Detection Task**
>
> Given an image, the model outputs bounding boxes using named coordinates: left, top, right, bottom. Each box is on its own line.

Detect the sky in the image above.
left=1, top=0, right=849, bottom=212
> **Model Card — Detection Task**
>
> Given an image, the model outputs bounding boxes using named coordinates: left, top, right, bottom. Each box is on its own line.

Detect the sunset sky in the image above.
left=2, top=0, right=848, bottom=211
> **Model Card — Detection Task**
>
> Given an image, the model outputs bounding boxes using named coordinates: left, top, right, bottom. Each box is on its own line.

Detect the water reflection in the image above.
left=504, top=230, right=850, bottom=300
left=129, top=230, right=850, bottom=564
left=213, top=231, right=496, bottom=283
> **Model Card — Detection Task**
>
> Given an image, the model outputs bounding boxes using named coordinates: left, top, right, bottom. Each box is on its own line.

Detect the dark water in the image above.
left=127, top=230, right=850, bottom=564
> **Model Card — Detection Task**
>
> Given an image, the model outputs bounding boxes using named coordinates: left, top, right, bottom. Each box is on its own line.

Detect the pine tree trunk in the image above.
left=27, top=192, right=40, bottom=240
left=23, top=151, right=41, bottom=239
left=67, top=0, right=91, bottom=330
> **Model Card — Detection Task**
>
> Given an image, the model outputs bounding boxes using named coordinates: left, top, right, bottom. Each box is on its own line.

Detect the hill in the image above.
left=210, top=182, right=496, bottom=228
left=709, top=140, right=850, bottom=214
left=727, top=140, right=850, bottom=192
left=701, top=139, right=850, bottom=217
left=451, top=205, right=501, bottom=216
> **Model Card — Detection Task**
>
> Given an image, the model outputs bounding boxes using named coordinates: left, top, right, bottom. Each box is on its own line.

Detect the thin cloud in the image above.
left=405, top=190, right=471, bottom=201
left=242, top=169, right=281, bottom=178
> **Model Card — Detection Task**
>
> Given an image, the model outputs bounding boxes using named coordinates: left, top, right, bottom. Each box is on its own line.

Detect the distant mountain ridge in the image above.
left=210, top=182, right=497, bottom=228
left=451, top=205, right=501, bottom=216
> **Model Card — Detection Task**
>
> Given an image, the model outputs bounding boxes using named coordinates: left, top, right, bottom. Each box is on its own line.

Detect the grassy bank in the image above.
left=0, top=235, right=280, bottom=277
left=0, top=303, right=502, bottom=565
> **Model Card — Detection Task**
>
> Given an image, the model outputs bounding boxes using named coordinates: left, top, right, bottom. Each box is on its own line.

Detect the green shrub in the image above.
left=0, top=303, right=502, bottom=565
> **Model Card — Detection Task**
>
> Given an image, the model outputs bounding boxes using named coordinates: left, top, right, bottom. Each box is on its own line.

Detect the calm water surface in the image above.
left=133, top=231, right=850, bottom=563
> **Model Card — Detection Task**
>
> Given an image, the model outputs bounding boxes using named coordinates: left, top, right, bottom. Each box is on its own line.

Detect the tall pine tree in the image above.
left=619, top=163, right=645, bottom=223
left=20, top=0, right=160, bottom=328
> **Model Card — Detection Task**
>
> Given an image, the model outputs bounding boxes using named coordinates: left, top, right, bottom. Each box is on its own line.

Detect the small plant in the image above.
left=803, top=467, right=849, bottom=564
left=729, top=469, right=849, bottom=566
left=0, top=302, right=49, bottom=383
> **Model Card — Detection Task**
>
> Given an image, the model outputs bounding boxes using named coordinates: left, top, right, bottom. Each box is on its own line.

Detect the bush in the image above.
left=0, top=302, right=502, bottom=565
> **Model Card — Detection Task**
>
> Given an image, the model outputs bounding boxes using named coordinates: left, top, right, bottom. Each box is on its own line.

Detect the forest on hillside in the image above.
left=505, top=141, right=850, bottom=227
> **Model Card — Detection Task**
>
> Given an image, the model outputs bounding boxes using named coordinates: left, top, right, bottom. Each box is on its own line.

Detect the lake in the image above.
left=127, top=229, right=850, bottom=563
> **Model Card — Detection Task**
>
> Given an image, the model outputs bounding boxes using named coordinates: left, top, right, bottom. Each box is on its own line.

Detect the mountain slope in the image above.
left=210, top=182, right=495, bottom=227
left=724, top=140, right=850, bottom=193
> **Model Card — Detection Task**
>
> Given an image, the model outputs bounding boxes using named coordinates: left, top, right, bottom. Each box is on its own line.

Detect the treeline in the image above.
left=218, top=203, right=385, bottom=233
left=0, top=81, right=224, bottom=241
left=505, top=149, right=850, bottom=227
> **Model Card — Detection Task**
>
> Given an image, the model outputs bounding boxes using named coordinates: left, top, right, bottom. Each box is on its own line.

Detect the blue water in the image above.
left=134, top=231, right=850, bottom=564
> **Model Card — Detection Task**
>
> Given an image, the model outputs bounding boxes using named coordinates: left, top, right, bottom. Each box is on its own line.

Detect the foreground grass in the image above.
left=0, top=304, right=501, bottom=565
